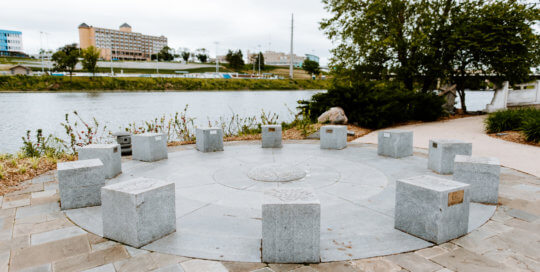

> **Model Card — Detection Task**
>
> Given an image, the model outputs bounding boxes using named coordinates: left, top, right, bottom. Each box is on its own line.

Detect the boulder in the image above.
left=317, top=107, right=348, bottom=124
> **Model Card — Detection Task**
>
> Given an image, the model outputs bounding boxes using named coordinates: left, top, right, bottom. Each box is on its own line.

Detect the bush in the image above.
left=485, top=108, right=540, bottom=133
left=299, top=80, right=446, bottom=129
left=522, top=115, right=540, bottom=142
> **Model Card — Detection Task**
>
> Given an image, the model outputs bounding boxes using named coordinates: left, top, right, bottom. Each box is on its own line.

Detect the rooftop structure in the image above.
left=78, top=23, right=167, bottom=61
left=248, top=50, right=306, bottom=67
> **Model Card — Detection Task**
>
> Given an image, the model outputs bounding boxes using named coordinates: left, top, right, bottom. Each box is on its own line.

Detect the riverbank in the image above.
left=0, top=76, right=330, bottom=91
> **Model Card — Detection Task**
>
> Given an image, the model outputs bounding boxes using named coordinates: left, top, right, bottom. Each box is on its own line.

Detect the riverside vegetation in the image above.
left=0, top=107, right=355, bottom=194
left=0, top=76, right=329, bottom=91
left=485, top=108, right=540, bottom=143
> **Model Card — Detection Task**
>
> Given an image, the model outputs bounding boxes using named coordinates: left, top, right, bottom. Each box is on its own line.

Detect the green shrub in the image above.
left=522, top=115, right=540, bottom=143
left=299, top=80, right=446, bottom=129
left=485, top=108, right=540, bottom=133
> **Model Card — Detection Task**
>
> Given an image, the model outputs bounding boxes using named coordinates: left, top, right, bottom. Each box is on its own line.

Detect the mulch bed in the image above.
left=488, top=131, right=540, bottom=147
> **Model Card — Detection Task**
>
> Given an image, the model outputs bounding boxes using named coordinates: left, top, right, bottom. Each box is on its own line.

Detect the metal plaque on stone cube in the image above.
left=453, top=155, right=500, bottom=204
left=78, top=143, right=122, bottom=179
left=320, top=125, right=347, bottom=150
left=132, top=133, right=168, bottom=162
left=377, top=130, right=413, bottom=158
left=196, top=128, right=224, bottom=152
left=262, top=125, right=282, bottom=148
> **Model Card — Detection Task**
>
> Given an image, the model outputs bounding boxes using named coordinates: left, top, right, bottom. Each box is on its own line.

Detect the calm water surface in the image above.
left=0, top=90, right=493, bottom=154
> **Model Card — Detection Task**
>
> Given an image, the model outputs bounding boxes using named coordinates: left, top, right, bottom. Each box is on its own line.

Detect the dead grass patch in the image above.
left=488, top=130, right=540, bottom=147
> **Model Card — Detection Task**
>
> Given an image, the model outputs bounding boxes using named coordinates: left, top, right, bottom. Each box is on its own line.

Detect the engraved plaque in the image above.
left=433, top=142, right=438, bottom=148
left=155, top=136, right=162, bottom=141
left=448, top=190, right=464, bottom=206
left=326, top=129, right=333, bottom=133
left=113, top=146, right=118, bottom=153
left=383, top=132, right=390, bottom=138
left=210, top=130, right=217, bottom=135
left=268, top=127, right=276, bottom=132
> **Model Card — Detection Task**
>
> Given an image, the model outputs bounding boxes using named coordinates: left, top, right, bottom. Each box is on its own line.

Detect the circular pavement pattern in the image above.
left=65, top=142, right=496, bottom=262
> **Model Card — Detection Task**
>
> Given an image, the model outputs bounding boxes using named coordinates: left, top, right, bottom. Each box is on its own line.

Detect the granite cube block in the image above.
left=57, top=159, right=105, bottom=210
left=132, top=133, right=168, bottom=162
left=196, top=128, right=224, bottom=152
left=428, top=139, right=472, bottom=174
left=395, top=175, right=470, bottom=244
left=262, top=188, right=320, bottom=263
left=377, top=130, right=413, bottom=158
left=320, top=125, right=347, bottom=150
left=262, top=125, right=282, bottom=148
left=453, top=155, right=500, bottom=204
left=78, top=144, right=122, bottom=179
left=101, top=177, right=176, bottom=248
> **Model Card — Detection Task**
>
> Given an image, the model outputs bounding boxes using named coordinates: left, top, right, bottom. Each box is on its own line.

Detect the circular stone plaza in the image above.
left=5, top=118, right=539, bottom=272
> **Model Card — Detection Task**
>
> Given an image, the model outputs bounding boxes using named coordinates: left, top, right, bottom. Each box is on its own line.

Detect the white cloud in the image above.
left=2, top=0, right=333, bottom=65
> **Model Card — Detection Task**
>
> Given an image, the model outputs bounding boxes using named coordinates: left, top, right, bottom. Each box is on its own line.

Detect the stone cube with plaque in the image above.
left=57, top=159, right=105, bottom=210
left=394, top=175, right=470, bottom=244
left=377, top=130, right=413, bottom=158
left=261, top=125, right=282, bottom=148
left=428, top=139, right=472, bottom=174
left=196, top=128, right=224, bottom=152
left=132, top=133, right=168, bottom=162
left=78, top=144, right=122, bottom=179
left=320, top=125, right=347, bottom=150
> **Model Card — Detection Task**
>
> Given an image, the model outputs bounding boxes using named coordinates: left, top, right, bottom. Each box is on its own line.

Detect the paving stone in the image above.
left=490, top=207, right=513, bottom=223
left=2, top=196, right=30, bottom=209
left=9, top=234, right=90, bottom=271
left=153, top=263, right=185, bottom=272
left=180, top=260, right=229, bottom=272
left=507, top=208, right=539, bottom=222
left=414, top=246, right=448, bottom=259
left=30, top=173, right=55, bottom=184
left=91, top=241, right=119, bottom=252
left=31, top=226, right=86, bottom=245
left=267, top=263, right=303, bottom=272
left=504, top=217, right=540, bottom=232
left=437, top=243, right=459, bottom=252
left=13, top=215, right=73, bottom=237
left=18, top=263, right=52, bottom=272
left=385, top=252, right=443, bottom=272
left=308, top=262, right=359, bottom=272
left=52, top=245, right=129, bottom=272
left=87, top=232, right=107, bottom=245
left=82, top=263, right=116, bottom=272
left=291, top=266, right=317, bottom=272
left=5, top=183, right=44, bottom=197
left=113, top=252, right=187, bottom=272
left=0, top=208, right=14, bottom=219
left=482, top=248, right=540, bottom=272
left=350, top=257, right=402, bottom=272
left=221, top=261, right=267, bottom=272
left=15, top=202, right=60, bottom=219
left=15, top=211, right=63, bottom=225
left=431, top=248, right=509, bottom=272
left=252, top=268, right=274, bottom=272
left=0, top=252, right=8, bottom=272
left=434, top=269, right=453, bottom=272
left=43, top=181, right=58, bottom=192
left=125, top=245, right=150, bottom=257
left=0, top=235, right=29, bottom=252
left=496, top=228, right=540, bottom=261
left=31, top=190, right=57, bottom=199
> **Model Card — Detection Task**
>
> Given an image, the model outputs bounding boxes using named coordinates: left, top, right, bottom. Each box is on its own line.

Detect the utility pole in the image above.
left=215, top=41, right=219, bottom=73
left=289, top=13, right=294, bottom=79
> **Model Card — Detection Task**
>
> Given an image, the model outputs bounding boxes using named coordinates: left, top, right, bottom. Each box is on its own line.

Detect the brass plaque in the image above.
left=448, top=190, right=464, bottom=206
left=269, top=127, right=276, bottom=132
left=113, top=147, right=118, bottom=153
left=326, top=129, right=333, bottom=133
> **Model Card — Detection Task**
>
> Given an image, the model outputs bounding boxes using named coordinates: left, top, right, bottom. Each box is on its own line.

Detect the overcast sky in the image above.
left=2, top=0, right=333, bottom=65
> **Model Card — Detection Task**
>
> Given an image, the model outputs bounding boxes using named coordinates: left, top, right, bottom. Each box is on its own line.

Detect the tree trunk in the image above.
left=457, top=89, right=467, bottom=113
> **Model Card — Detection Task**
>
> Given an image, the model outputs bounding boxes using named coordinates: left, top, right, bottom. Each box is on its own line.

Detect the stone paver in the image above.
left=0, top=139, right=537, bottom=272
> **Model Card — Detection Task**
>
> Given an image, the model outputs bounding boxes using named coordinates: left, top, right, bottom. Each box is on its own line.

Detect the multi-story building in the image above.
left=247, top=51, right=306, bottom=67
left=305, top=54, right=319, bottom=63
left=0, top=29, right=23, bottom=57
left=78, top=23, right=167, bottom=61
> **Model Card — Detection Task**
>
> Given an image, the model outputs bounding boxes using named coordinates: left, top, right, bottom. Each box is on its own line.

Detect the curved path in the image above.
left=353, top=115, right=540, bottom=177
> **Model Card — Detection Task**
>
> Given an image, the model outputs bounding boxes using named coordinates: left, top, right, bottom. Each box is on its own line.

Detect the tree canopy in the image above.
left=51, top=44, right=80, bottom=79
left=81, top=46, right=100, bottom=76
left=321, top=0, right=539, bottom=112
left=225, top=50, right=245, bottom=70
left=196, top=48, right=209, bottom=63
left=303, top=59, right=321, bottom=76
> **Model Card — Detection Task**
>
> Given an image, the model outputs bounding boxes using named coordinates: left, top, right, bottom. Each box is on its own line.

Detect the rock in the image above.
left=317, top=107, right=348, bottom=124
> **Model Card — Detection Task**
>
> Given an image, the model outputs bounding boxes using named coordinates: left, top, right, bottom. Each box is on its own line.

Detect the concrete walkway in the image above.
left=353, top=115, right=540, bottom=177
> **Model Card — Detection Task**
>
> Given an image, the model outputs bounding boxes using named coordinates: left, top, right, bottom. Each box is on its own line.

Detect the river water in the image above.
left=0, top=90, right=493, bottom=154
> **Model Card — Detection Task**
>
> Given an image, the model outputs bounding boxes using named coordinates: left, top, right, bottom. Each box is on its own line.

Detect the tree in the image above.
left=51, top=44, right=80, bottom=80
left=81, top=46, right=100, bottom=77
left=181, top=50, right=190, bottom=62
left=196, top=48, right=209, bottom=63
left=158, top=46, right=174, bottom=61
left=251, top=52, right=265, bottom=71
left=321, top=0, right=539, bottom=112
left=225, top=49, right=245, bottom=70
left=303, top=59, right=321, bottom=76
